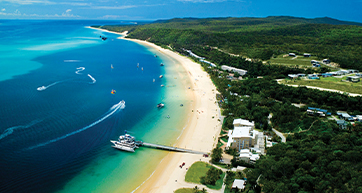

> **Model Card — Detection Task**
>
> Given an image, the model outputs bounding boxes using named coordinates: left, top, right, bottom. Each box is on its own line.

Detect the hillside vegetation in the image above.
left=98, top=17, right=362, bottom=192
left=99, top=16, right=362, bottom=71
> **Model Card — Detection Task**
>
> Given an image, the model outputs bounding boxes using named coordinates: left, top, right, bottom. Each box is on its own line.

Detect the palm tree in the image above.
left=201, top=187, right=207, bottom=193
left=193, top=186, right=199, bottom=193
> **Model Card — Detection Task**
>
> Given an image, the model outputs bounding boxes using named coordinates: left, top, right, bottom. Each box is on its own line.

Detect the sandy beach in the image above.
left=89, top=27, right=222, bottom=193
left=124, top=38, right=222, bottom=193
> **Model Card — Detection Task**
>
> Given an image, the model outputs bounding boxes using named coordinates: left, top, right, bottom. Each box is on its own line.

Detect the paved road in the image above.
left=272, top=128, right=286, bottom=143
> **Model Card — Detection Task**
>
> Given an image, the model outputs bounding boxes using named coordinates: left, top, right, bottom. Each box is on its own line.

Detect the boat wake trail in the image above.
left=75, top=67, right=85, bottom=74
left=37, top=81, right=61, bottom=91
left=64, top=60, right=81, bottom=63
left=0, top=120, right=43, bottom=141
left=27, top=100, right=126, bottom=150
left=87, top=74, right=96, bottom=84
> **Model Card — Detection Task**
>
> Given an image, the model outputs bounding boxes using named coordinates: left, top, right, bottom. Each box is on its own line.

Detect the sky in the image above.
left=0, top=0, right=361, bottom=22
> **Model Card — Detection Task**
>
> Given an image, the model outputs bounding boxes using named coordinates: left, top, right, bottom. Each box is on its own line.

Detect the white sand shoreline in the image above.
left=124, top=37, right=222, bottom=193
left=88, top=26, right=222, bottom=192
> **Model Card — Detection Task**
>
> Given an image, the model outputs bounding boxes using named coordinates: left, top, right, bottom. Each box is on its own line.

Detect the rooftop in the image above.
left=232, top=179, right=246, bottom=189
left=233, top=118, right=254, bottom=126
left=232, top=126, right=253, bottom=138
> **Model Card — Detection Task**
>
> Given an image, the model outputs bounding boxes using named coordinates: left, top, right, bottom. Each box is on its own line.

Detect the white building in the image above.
left=232, top=179, right=246, bottom=190
left=226, top=126, right=258, bottom=150
left=233, top=118, right=255, bottom=128
left=221, top=65, right=247, bottom=76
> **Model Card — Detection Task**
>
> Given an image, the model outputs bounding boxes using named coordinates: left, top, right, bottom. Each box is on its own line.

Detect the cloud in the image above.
left=177, top=0, right=243, bottom=2
left=0, top=9, right=21, bottom=16
left=0, top=0, right=53, bottom=5
left=88, top=5, right=138, bottom=10
left=0, top=8, right=80, bottom=18
left=177, top=0, right=225, bottom=2
left=1, top=8, right=5, bottom=11
left=101, top=15, right=121, bottom=19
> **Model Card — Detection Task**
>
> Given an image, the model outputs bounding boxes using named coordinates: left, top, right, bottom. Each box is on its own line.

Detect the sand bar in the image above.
left=88, top=27, right=222, bottom=192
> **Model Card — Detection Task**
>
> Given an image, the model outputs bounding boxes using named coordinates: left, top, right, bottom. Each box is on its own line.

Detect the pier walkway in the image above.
left=141, top=142, right=206, bottom=154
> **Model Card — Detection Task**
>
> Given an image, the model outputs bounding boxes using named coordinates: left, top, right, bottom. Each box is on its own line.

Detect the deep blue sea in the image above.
left=0, top=20, right=191, bottom=193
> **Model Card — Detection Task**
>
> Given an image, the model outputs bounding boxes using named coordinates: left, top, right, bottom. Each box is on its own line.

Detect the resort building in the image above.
left=233, top=118, right=255, bottom=128
left=337, top=120, right=348, bottom=130
left=306, top=107, right=332, bottom=117
left=226, top=119, right=258, bottom=150
left=337, top=112, right=354, bottom=121
left=304, top=53, right=311, bottom=57
left=288, top=74, right=306, bottom=79
left=348, top=69, right=359, bottom=73
left=221, top=65, right=247, bottom=76
left=289, top=53, right=296, bottom=57
left=346, top=76, right=360, bottom=83
left=184, top=49, right=205, bottom=60
left=232, top=179, right=246, bottom=190
left=323, top=59, right=331, bottom=64
left=308, top=74, right=319, bottom=79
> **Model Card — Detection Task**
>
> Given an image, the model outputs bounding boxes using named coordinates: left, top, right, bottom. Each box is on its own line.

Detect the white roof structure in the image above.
left=233, top=119, right=254, bottom=127
left=232, top=126, right=253, bottom=138
left=250, top=154, right=260, bottom=162
left=221, top=65, right=247, bottom=76
left=232, top=179, right=246, bottom=189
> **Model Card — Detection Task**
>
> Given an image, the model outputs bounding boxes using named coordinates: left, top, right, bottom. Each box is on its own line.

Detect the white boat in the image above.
left=111, top=143, right=135, bottom=152
left=153, top=79, right=155, bottom=82
left=159, top=75, right=163, bottom=78
left=157, top=103, right=164, bottom=108
left=110, top=134, right=140, bottom=152
left=37, top=86, right=46, bottom=91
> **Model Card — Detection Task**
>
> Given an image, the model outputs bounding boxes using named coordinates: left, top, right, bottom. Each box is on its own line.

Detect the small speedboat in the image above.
left=37, top=86, right=46, bottom=91
left=159, top=75, right=163, bottom=78
left=157, top=103, right=164, bottom=108
left=160, top=63, right=164, bottom=66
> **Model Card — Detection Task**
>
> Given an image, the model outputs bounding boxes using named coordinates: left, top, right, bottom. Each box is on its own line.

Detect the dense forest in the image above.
left=99, top=16, right=362, bottom=192
left=98, top=16, right=362, bottom=71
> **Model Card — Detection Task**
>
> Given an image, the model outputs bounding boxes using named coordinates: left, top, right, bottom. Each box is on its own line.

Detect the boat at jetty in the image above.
left=157, top=103, right=165, bottom=108
left=110, top=134, right=142, bottom=152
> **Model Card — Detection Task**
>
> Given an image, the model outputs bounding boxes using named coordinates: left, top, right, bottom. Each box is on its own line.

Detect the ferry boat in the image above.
left=110, top=134, right=141, bottom=152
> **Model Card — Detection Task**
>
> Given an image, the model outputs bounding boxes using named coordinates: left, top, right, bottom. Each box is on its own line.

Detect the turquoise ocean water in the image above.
left=0, top=20, right=191, bottom=193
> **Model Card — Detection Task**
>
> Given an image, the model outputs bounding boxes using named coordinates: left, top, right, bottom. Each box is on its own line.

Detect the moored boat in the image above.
left=157, top=103, right=164, bottom=108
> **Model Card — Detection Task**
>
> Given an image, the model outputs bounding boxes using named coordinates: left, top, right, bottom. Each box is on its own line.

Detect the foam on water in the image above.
left=27, top=100, right=125, bottom=150
left=75, top=67, right=85, bottom=74
left=0, top=120, right=43, bottom=140
left=37, top=81, right=62, bottom=91
left=87, top=74, right=96, bottom=84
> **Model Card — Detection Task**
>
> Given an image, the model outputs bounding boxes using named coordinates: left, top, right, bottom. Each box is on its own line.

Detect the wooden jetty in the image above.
left=141, top=142, right=206, bottom=154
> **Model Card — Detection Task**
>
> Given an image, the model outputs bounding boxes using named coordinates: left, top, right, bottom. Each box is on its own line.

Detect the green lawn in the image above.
left=174, top=188, right=194, bottom=193
left=268, top=54, right=332, bottom=69
left=185, top=162, right=212, bottom=184
left=281, top=76, right=362, bottom=94
left=220, top=136, right=228, bottom=143
left=185, top=161, right=225, bottom=190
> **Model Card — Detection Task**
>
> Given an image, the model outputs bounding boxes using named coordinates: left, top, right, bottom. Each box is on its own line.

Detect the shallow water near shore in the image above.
left=0, top=20, right=192, bottom=193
